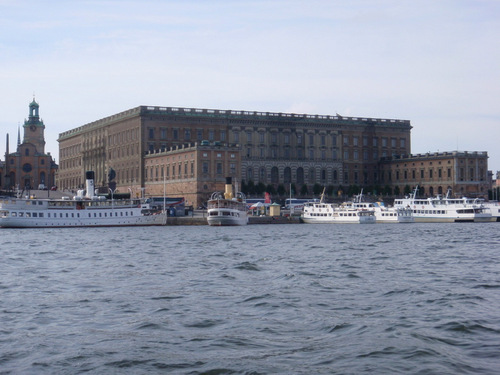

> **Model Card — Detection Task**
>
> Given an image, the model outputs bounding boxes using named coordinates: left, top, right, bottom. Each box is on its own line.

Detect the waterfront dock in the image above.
left=167, top=211, right=301, bottom=225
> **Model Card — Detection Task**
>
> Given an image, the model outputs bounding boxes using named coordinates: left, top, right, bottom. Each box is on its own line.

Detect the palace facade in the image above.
left=56, top=105, right=490, bottom=206
left=1, top=99, right=58, bottom=191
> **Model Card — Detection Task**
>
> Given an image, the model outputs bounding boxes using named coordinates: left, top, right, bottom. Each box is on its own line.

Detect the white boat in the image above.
left=0, top=172, right=166, bottom=228
left=481, top=201, right=500, bottom=222
left=207, top=177, right=248, bottom=226
left=393, top=187, right=493, bottom=223
left=301, top=191, right=376, bottom=224
left=341, top=191, right=414, bottom=224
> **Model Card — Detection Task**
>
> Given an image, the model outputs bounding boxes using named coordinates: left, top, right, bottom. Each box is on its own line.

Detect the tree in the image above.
left=277, top=184, right=286, bottom=196
left=312, top=183, right=323, bottom=196
left=266, top=184, right=276, bottom=196
left=247, top=180, right=255, bottom=196
left=394, top=186, right=401, bottom=196
left=255, top=182, right=266, bottom=196
left=300, top=184, right=309, bottom=196
left=383, top=185, right=392, bottom=196
left=326, top=185, right=335, bottom=197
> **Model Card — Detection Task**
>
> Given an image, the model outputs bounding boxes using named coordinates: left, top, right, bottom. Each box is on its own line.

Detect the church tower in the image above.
left=23, top=98, right=45, bottom=154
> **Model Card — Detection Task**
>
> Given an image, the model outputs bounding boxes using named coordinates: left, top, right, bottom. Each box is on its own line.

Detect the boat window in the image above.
left=19, top=212, right=24, bottom=217
left=11, top=212, right=17, bottom=217
left=33, top=213, right=38, bottom=218
left=39, top=213, right=43, bottom=218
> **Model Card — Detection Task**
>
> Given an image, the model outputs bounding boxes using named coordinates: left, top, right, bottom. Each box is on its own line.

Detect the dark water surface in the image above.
left=1, top=223, right=500, bottom=374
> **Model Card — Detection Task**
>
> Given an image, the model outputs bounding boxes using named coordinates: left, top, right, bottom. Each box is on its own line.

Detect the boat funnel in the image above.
left=85, top=171, right=95, bottom=198
left=224, top=177, right=233, bottom=200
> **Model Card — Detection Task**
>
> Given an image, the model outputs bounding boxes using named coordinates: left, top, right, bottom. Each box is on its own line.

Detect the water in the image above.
left=1, top=223, right=500, bottom=374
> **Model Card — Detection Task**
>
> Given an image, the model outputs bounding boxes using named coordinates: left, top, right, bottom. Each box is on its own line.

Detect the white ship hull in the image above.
left=301, top=202, right=376, bottom=224
left=0, top=198, right=166, bottom=228
left=207, top=207, right=249, bottom=226
left=394, top=194, right=494, bottom=223
left=207, top=178, right=248, bottom=226
left=374, top=207, right=414, bottom=224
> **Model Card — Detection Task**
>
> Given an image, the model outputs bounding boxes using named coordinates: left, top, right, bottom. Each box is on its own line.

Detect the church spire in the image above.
left=17, top=124, right=20, bottom=146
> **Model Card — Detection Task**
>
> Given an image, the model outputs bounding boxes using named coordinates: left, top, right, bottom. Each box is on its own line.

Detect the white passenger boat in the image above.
left=393, top=187, right=493, bottom=223
left=207, top=177, right=248, bottom=226
left=482, top=201, right=500, bottom=222
left=0, top=172, right=166, bottom=228
left=342, top=192, right=414, bottom=224
left=301, top=192, right=376, bottom=224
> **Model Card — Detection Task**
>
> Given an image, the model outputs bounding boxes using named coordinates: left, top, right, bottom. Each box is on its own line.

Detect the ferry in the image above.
left=342, top=192, right=414, bottom=224
left=301, top=191, right=375, bottom=224
left=207, top=177, right=248, bottom=226
left=393, top=187, right=493, bottom=223
left=0, top=172, right=167, bottom=228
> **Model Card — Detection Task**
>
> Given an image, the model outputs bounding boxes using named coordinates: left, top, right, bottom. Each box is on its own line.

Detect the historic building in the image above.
left=143, top=142, right=241, bottom=207
left=57, top=105, right=412, bottom=203
left=1, top=99, right=58, bottom=191
left=379, top=151, right=490, bottom=197
left=56, top=104, right=492, bottom=204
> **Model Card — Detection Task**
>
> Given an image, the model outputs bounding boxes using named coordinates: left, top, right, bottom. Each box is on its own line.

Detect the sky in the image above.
left=1, top=0, right=499, bottom=172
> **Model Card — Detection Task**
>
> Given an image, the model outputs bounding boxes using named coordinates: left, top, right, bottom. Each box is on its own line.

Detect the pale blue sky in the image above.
left=1, top=0, right=499, bottom=172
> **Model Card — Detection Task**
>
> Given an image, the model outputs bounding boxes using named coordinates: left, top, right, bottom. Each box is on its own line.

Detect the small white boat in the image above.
left=0, top=172, right=166, bottom=228
left=207, top=177, right=248, bottom=226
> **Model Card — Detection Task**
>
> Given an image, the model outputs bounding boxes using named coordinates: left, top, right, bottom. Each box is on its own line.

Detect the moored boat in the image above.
left=0, top=171, right=166, bottom=228
left=342, top=191, right=414, bottom=224
left=207, top=177, right=248, bottom=226
left=393, top=187, right=493, bottom=223
left=301, top=191, right=375, bottom=224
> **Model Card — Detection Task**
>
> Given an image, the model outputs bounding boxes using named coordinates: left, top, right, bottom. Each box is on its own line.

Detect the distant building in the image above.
left=1, top=99, right=58, bottom=191
left=379, top=151, right=490, bottom=197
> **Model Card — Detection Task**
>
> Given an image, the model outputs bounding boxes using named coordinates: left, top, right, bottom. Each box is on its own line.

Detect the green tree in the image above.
left=300, top=184, right=309, bottom=196
left=312, top=183, right=323, bottom=196
left=266, top=184, right=276, bottom=196
left=277, top=184, right=286, bottom=196
left=255, top=182, right=266, bottom=196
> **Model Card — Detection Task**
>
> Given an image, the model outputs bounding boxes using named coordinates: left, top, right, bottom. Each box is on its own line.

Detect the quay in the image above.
left=167, top=211, right=301, bottom=225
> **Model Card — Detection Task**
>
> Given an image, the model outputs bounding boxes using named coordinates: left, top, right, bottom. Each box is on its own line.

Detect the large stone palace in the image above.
left=55, top=105, right=490, bottom=206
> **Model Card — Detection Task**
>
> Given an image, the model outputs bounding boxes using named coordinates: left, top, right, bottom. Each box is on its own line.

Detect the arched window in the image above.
left=321, top=169, right=327, bottom=183
left=284, top=167, right=291, bottom=184
left=296, top=167, right=304, bottom=185
left=271, top=167, right=279, bottom=184
left=25, top=148, right=30, bottom=156
left=309, top=168, right=315, bottom=184
left=333, top=170, right=338, bottom=181
left=259, top=167, right=266, bottom=182
left=40, top=171, right=46, bottom=185
left=247, top=167, right=253, bottom=181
